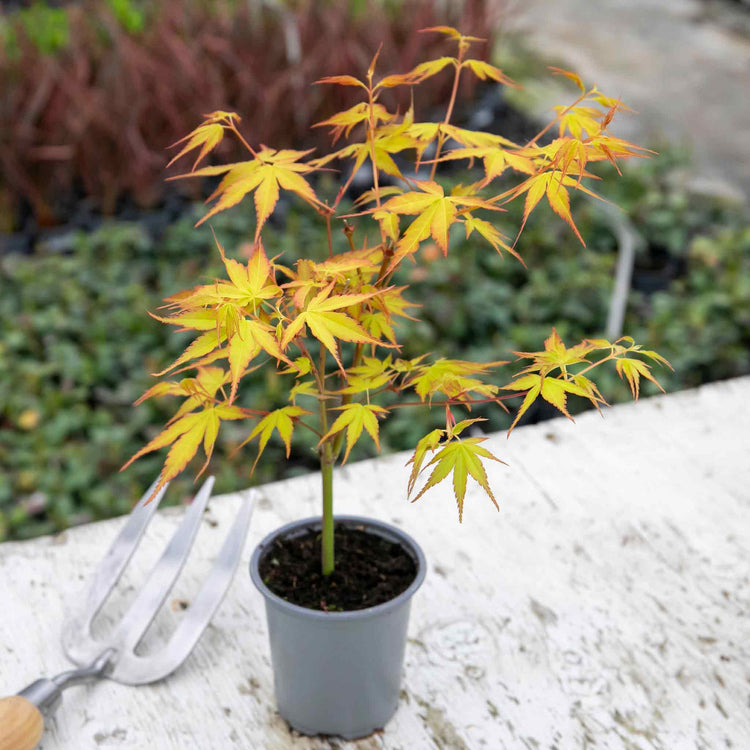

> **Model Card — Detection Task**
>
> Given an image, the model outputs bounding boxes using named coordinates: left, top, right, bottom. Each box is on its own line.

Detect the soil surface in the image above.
left=258, top=523, right=417, bottom=612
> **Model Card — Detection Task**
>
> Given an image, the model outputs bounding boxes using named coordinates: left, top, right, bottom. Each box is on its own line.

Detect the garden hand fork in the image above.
left=0, top=475, right=255, bottom=750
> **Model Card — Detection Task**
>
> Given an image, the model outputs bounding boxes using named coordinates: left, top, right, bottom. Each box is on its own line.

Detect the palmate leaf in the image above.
left=419, top=25, right=483, bottom=44
left=463, top=215, right=524, bottom=265
left=122, top=401, right=249, bottom=500
left=462, top=59, right=517, bottom=88
left=372, top=180, right=502, bottom=268
left=406, top=358, right=506, bottom=404
left=615, top=357, right=665, bottom=400
left=313, top=102, right=393, bottom=143
left=311, top=120, right=418, bottom=179
left=227, top=317, right=292, bottom=402
left=502, top=373, right=594, bottom=433
left=239, top=406, right=311, bottom=472
left=512, top=328, right=594, bottom=375
left=171, top=147, right=323, bottom=237
left=376, top=56, right=456, bottom=90
left=497, top=169, right=603, bottom=247
left=438, top=146, right=535, bottom=183
left=408, top=436, right=504, bottom=521
left=549, top=66, right=585, bottom=93
left=320, top=403, right=388, bottom=463
left=280, top=285, right=392, bottom=369
left=167, top=111, right=240, bottom=170
left=213, top=236, right=282, bottom=310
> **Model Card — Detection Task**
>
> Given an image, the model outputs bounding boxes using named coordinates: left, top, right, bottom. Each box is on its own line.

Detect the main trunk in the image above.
left=321, top=457, right=334, bottom=575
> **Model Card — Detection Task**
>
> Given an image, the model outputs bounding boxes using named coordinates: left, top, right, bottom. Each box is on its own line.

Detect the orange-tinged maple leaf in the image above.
left=462, top=59, right=518, bottom=87
left=463, top=215, right=524, bottom=265
left=168, top=123, right=225, bottom=171
left=280, top=286, right=392, bottom=369
left=135, top=367, right=232, bottom=420
left=545, top=176, right=584, bottom=244
left=513, top=328, right=593, bottom=375
left=314, top=102, right=393, bottom=142
left=212, top=235, right=282, bottom=310
left=167, top=111, right=240, bottom=171
left=409, top=437, right=504, bottom=521
left=419, top=26, right=483, bottom=43
left=553, top=105, right=603, bottom=140
left=549, top=67, right=585, bottom=93
left=312, top=121, right=417, bottom=180
left=154, top=328, right=227, bottom=376
left=496, top=170, right=603, bottom=247
left=377, top=57, right=456, bottom=90
left=149, top=308, right=218, bottom=332
left=373, top=180, right=501, bottom=266
left=227, top=316, right=292, bottom=401
left=406, top=358, right=505, bottom=404
left=315, top=74, right=367, bottom=89
left=172, top=148, right=323, bottom=237
left=121, top=401, right=249, bottom=498
left=320, top=402, right=388, bottom=463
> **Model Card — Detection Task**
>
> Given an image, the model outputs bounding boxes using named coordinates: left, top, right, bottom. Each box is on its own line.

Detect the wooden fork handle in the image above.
left=0, top=696, right=44, bottom=750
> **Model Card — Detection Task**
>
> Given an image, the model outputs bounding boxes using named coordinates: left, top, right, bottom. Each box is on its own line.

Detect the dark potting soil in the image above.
left=258, top=523, right=417, bottom=612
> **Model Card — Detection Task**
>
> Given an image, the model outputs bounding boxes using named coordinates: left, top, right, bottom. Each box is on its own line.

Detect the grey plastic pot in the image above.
left=249, top=515, right=426, bottom=740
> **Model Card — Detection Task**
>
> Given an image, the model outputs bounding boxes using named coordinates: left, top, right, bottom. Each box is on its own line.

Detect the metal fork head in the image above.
left=61, top=476, right=255, bottom=685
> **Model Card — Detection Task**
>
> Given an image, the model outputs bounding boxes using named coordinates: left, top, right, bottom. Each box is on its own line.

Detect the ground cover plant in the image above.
left=1, top=151, right=746, bottom=542
left=120, top=27, right=673, bottom=576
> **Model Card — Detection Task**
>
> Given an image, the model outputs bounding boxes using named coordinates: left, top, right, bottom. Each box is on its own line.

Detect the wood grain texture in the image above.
left=0, top=696, right=44, bottom=750
left=0, top=377, right=748, bottom=749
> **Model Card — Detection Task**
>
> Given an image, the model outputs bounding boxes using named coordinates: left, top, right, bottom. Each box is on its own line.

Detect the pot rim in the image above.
left=249, top=515, right=426, bottom=621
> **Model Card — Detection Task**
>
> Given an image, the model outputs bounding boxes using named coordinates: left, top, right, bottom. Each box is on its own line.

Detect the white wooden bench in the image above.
left=1, top=376, right=748, bottom=748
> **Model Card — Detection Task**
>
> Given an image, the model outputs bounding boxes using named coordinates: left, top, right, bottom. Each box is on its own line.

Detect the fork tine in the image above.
left=110, top=476, right=215, bottom=654
left=112, top=490, right=256, bottom=684
left=61, top=476, right=169, bottom=656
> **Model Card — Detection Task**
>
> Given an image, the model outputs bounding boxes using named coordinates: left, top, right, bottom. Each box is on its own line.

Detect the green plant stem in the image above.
left=321, top=450, right=335, bottom=576
left=316, top=343, right=336, bottom=575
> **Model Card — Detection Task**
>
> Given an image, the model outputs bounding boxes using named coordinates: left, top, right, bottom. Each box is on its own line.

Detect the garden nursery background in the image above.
left=0, top=0, right=747, bottom=541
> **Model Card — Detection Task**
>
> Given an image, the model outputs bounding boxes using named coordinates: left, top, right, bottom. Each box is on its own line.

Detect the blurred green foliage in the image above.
left=106, top=0, right=146, bottom=35
left=0, top=1, right=70, bottom=58
left=0, top=156, right=747, bottom=541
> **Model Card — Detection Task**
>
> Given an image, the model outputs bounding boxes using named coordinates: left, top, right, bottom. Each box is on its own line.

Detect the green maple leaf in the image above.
left=320, top=402, right=388, bottom=463
left=409, top=437, right=504, bottom=521
left=239, top=406, right=312, bottom=472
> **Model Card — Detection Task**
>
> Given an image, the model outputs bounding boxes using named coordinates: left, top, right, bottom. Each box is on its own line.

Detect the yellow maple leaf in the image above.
left=280, top=285, right=392, bottom=369
left=171, top=147, right=323, bottom=237
left=167, top=111, right=240, bottom=170
left=122, top=401, right=249, bottom=498
left=409, top=436, right=504, bottom=521
left=239, top=406, right=311, bottom=472
left=372, top=180, right=502, bottom=267
left=320, top=403, right=388, bottom=463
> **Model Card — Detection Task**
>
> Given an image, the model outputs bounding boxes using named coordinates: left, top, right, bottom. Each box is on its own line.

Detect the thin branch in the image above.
left=430, top=57, right=464, bottom=180
left=228, top=122, right=257, bottom=157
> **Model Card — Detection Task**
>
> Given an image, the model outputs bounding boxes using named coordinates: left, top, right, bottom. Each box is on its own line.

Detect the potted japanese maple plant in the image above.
left=124, top=27, right=669, bottom=739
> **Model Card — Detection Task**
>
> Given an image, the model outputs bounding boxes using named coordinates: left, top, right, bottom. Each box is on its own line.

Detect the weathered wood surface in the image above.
left=1, top=377, right=748, bottom=749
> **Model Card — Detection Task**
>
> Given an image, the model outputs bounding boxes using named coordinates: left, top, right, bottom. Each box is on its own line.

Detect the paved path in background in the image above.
left=499, top=0, right=750, bottom=201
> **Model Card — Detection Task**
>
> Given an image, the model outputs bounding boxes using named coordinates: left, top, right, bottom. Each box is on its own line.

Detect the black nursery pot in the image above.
left=249, top=516, right=426, bottom=740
